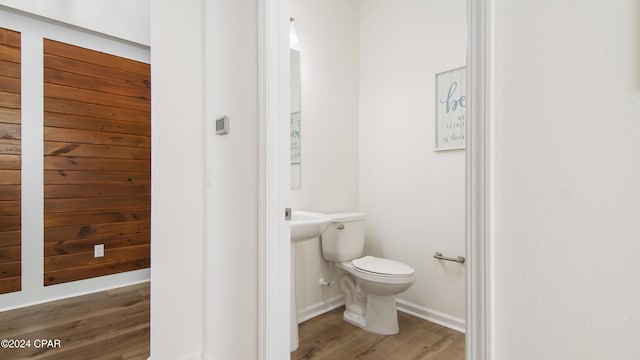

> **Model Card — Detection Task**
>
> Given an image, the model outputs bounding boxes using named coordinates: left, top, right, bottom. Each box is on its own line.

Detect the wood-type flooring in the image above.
left=0, top=282, right=149, bottom=359
left=1, top=283, right=462, bottom=359
left=292, top=307, right=465, bottom=360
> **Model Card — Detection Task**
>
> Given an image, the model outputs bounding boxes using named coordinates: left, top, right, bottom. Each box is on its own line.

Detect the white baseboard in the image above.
left=295, top=295, right=465, bottom=334
left=148, top=351, right=207, bottom=360
left=0, top=270, right=150, bottom=312
left=297, top=295, right=345, bottom=324
left=396, top=298, right=466, bottom=334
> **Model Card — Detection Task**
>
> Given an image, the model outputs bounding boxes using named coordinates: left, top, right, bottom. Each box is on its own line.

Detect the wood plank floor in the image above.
left=292, top=307, right=465, bottom=360
left=0, top=282, right=149, bottom=360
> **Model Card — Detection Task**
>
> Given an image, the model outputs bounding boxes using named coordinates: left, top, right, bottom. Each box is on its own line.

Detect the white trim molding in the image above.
left=297, top=295, right=345, bottom=324
left=147, top=352, right=207, bottom=360
left=258, top=0, right=291, bottom=359
left=295, top=296, right=466, bottom=335
left=396, top=299, right=466, bottom=334
left=466, top=0, right=495, bottom=359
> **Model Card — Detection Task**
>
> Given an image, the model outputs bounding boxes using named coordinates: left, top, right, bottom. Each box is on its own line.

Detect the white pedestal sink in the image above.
left=290, top=211, right=331, bottom=351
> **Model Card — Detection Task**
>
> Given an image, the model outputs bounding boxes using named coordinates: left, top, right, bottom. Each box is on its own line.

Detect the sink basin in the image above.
left=290, top=211, right=330, bottom=243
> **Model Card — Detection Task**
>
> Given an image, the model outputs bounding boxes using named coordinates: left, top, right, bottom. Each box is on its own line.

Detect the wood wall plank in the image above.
left=0, top=215, right=19, bottom=231
left=44, top=127, right=150, bottom=148
left=45, top=196, right=149, bottom=213
left=44, top=257, right=150, bottom=286
left=0, top=28, right=20, bottom=48
left=44, top=157, right=150, bottom=172
left=44, top=54, right=150, bottom=89
left=44, top=39, right=150, bottom=75
left=45, top=83, right=150, bottom=112
left=0, top=154, right=21, bottom=169
left=45, top=244, right=149, bottom=271
left=0, top=261, right=20, bottom=278
left=44, top=170, right=150, bottom=185
left=0, top=75, right=20, bottom=93
left=0, top=185, right=20, bottom=200
left=0, top=200, right=20, bottom=216
left=0, top=170, right=20, bottom=185
left=0, top=277, right=20, bottom=294
left=0, top=231, right=20, bottom=247
left=0, top=90, right=20, bottom=109
left=0, top=27, right=20, bottom=294
left=0, top=246, right=20, bottom=263
left=45, top=221, right=150, bottom=242
left=44, top=209, right=149, bottom=228
left=44, top=232, right=150, bottom=256
left=43, top=39, right=150, bottom=286
left=0, top=123, right=20, bottom=140
left=0, top=108, right=20, bottom=124
left=45, top=142, right=150, bottom=160
left=45, top=184, right=150, bottom=199
left=0, top=139, right=21, bottom=155
left=0, top=44, right=20, bottom=63
left=45, top=112, right=150, bottom=136
left=44, top=68, right=150, bottom=100
left=45, top=97, right=150, bottom=124
left=0, top=60, right=20, bottom=78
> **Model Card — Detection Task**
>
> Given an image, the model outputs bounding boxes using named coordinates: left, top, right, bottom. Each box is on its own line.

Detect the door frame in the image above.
left=257, top=0, right=291, bottom=359
left=257, top=0, right=495, bottom=359
left=466, top=0, right=495, bottom=358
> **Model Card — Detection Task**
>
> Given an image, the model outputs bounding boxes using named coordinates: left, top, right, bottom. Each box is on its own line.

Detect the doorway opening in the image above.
left=258, top=0, right=494, bottom=359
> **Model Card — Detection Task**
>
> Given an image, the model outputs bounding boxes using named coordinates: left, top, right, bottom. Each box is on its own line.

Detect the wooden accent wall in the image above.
left=0, top=28, right=21, bottom=295
left=43, top=39, right=150, bottom=286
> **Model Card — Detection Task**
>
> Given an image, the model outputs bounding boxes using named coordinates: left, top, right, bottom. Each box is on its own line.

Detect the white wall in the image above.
left=290, top=0, right=360, bottom=212
left=150, top=0, right=204, bottom=358
left=203, top=0, right=259, bottom=359
left=0, top=0, right=149, bottom=46
left=290, top=0, right=467, bottom=327
left=0, top=6, right=150, bottom=312
left=290, top=0, right=360, bottom=314
left=494, top=0, right=640, bottom=359
left=358, top=0, right=466, bottom=323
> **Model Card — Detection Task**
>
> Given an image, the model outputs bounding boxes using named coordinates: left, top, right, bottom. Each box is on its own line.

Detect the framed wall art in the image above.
left=435, top=66, right=466, bottom=151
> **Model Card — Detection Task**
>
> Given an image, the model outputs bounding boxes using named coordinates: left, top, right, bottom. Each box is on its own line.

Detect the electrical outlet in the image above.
left=94, top=244, right=104, bottom=258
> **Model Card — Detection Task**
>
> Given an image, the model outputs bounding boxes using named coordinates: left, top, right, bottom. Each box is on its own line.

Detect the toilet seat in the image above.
left=352, top=256, right=415, bottom=278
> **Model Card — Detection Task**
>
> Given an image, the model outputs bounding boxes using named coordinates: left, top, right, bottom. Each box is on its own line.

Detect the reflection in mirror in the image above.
left=291, top=49, right=301, bottom=189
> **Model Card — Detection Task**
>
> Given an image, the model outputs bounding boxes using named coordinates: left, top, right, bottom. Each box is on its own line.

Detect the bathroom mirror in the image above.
left=291, top=49, right=301, bottom=189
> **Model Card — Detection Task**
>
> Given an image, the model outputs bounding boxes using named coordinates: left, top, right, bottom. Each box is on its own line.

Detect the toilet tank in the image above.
left=321, top=212, right=366, bottom=262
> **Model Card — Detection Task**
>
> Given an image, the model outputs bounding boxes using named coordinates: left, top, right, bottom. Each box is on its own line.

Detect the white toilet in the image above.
left=321, top=212, right=416, bottom=335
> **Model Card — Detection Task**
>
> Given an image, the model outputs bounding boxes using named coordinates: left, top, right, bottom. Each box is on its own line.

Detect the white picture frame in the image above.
left=435, top=66, right=467, bottom=151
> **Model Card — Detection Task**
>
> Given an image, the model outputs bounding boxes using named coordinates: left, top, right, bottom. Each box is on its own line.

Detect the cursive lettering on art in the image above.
left=440, top=82, right=466, bottom=113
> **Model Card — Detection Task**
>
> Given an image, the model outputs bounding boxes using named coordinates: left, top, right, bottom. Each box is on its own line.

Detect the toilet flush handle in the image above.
left=337, top=224, right=345, bottom=230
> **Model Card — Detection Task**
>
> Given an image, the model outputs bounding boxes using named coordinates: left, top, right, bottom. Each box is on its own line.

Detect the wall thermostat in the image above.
left=216, top=115, right=229, bottom=135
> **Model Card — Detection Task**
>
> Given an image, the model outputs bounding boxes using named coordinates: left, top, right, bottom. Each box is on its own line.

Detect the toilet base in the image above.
left=343, top=294, right=400, bottom=335
left=343, top=308, right=366, bottom=329
left=335, top=262, right=411, bottom=336
left=363, top=294, right=399, bottom=335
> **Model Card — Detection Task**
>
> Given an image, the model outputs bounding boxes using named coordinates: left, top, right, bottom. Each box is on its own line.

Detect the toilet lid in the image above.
left=352, top=256, right=415, bottom=277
